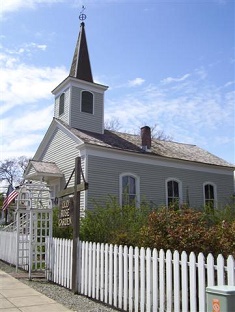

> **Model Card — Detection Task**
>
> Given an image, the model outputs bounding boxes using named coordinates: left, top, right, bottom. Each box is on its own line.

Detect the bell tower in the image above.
left=52, top=11, right=108, bottom=134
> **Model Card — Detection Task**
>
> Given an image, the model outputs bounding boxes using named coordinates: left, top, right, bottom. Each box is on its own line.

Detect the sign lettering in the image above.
left=58, top=197, right=73, bottom=227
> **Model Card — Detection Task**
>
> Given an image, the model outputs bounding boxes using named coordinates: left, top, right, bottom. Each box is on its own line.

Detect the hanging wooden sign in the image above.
left=58, top=197, right=73, bottom=227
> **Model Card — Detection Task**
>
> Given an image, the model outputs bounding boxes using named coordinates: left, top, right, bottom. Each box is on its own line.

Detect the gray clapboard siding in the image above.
left=27, top=166, right=37, bottom=177
left=87, top=155, right=234, bottom=210
left=39, top=128, right=86, bottom=210
left=70, top=86, right=104, bottom=133
left=54, top=88, right=70, bottom=124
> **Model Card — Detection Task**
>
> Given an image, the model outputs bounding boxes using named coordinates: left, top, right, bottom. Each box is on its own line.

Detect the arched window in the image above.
left=59, top=93, right=65, bottom=116
left=203, top=183, right=216, bottom=209
left=166, top=178, right=182, bottom=208
left=120, top=173, right=139, bottom=207
left=81, top=91, right=93, bottom=114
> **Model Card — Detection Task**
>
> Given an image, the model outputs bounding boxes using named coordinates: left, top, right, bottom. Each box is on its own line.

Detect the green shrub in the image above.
left=139, top=207, right=235, bottom=257
left=53, top=197, right=235, bottom=258
left=80, top=196, right=151, bottom=246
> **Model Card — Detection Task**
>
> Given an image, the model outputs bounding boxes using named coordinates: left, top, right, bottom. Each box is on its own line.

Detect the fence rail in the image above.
left=45, top=238, right=235, bottom=312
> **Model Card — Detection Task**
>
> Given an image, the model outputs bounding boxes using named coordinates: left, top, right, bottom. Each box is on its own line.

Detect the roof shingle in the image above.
left=57, top=119, right=234, bottom=168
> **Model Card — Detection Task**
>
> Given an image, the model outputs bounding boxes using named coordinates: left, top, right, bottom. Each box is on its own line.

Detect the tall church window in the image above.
left=204, top=183, right=216, bottom=209
left=166, top=178, right=182, bottom=209
left=81, top=91, right=93, bottom=114
left=120, top=173, right=140, bottom=207
left=59, top=93, right=65, bottom=116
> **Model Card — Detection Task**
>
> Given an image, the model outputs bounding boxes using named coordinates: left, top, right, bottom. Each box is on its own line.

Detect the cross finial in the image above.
left=79, top=5, right=86, bottom=21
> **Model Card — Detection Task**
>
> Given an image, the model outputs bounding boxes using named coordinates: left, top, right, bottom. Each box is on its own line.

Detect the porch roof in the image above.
left=24, top=160, right=64, bottom=181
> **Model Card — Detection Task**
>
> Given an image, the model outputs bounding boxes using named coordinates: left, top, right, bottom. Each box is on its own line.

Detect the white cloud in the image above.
left=0, top=0, right=105, bottom=18
left=161, top=73, right=190, bottom=84
left=106, top=77, right=145, bottom=90
left=2, top=105, right=54, bottom=133
left=224, top=81, right=235, bottom=88
left=128, top=77, right=145, bottom=87
left=0, top=51, right=67, bottom=115
left=195, top=67, right=207, bottom=80
left=105, top=69, right=234, bottom=160
left=0, top=46, right=67, bottom=160
left=1, top=0, right=64, bottom=17
left=2, top=42, right=47, bottom=57
left=1, top=105, right=54, bottom=160
left=16, top=42, right=47, bottom=54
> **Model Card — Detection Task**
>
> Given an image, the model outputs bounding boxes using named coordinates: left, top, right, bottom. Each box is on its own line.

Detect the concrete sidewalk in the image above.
left=0, top=269, right=72, bottom=312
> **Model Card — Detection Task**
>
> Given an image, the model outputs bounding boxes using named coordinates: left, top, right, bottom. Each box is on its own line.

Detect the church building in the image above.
left=24, top=19, right=234, bottom=214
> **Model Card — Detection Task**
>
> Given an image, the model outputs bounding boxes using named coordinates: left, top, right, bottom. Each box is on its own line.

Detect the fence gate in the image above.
left=16, top=182, right=53, bottom=279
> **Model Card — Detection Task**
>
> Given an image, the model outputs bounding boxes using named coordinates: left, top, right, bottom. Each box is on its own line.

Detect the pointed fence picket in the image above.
left=173, top=250, right=180, bottom=312
left=45, top=238, right=235, bottom=311
left=181, top=251, right=188, bottom=312
left=134, top=246, right=139, bottom=312
left=49, top=237, right=72, bottom=289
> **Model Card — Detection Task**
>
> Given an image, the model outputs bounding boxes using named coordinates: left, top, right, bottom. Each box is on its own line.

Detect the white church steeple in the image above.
left=52, top=13, right=108, bottom=134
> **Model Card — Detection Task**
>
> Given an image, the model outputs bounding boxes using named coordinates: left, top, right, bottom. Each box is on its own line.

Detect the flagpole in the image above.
left=4, top=208, right=8, bottom=225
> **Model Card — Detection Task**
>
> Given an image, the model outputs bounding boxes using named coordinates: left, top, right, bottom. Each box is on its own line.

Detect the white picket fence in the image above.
left=0, top=231, right=17, bottom=265
left=0, top=231, right=30, bottom=269
left=45, top=238, right=235, bottom=312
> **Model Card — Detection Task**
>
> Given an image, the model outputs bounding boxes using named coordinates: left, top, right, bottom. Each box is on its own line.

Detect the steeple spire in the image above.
left=52, top=8, right=108, bottom=135
left=69, top=20, right=93, bottom=83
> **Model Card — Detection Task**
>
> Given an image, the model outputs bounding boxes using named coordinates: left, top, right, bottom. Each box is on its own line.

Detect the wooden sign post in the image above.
left=57, top=157, right=88, bottom=294
left=72, top=157, right=80, bottom=294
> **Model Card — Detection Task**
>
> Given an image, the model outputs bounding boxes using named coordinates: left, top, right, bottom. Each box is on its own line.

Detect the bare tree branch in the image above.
left=0, top=156, right=30, bottom=187
left=150, top=124, right=173, bottom=141
left=104, top=118, right=121, bottom=131
left=137, top=123, right=173, bottom=141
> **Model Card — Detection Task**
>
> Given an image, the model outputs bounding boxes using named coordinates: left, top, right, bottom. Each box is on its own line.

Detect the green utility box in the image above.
left=206, top=286, right=235, bottom=312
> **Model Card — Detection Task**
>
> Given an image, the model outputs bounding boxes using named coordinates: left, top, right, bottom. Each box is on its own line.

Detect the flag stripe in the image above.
left=2, top=190, right=18, bottom=211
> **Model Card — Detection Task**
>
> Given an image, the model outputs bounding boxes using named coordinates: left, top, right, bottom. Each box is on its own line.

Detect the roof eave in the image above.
left=51, top=76, right=108, bottom=95
left=77, top=141, right=235, bottom=170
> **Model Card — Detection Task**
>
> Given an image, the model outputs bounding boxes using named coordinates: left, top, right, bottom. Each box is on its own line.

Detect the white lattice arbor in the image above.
left=16, top=182, right=53, bottom=279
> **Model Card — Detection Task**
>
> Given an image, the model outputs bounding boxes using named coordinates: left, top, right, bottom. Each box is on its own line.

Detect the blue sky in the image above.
left=0, top=0, right=234, bottom=165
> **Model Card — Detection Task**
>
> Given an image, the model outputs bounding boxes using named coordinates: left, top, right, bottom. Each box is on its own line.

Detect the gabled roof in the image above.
left=24, top=160, right=63, bottom=180
left=69, top=22, right=93, bottom=83
left=56, top=119, right=234, bottom=168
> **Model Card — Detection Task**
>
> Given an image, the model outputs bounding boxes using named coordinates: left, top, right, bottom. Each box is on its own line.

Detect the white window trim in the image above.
left=119, top=172, right=140, bottom=207
left=165, top=177, right=183, bottom=207
left=80, top=90, right=94, bottom=115
left=203, top=182, right=217, bottom=209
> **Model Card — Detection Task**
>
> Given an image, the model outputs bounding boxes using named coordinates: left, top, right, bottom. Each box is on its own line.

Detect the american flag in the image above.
left=2, top=185, right=18, bottom=211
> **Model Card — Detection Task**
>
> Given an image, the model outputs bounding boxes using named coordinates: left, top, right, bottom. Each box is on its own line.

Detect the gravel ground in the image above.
left=0, top=260, right=118, bottom=312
